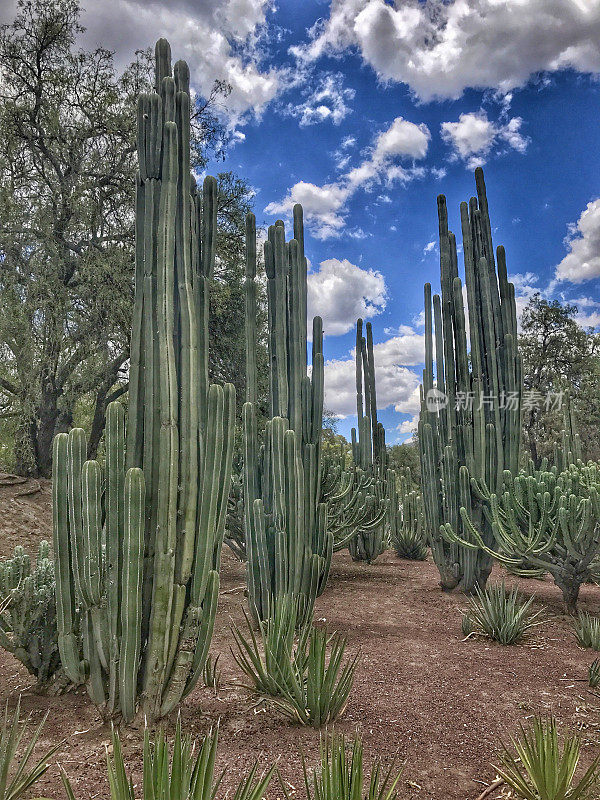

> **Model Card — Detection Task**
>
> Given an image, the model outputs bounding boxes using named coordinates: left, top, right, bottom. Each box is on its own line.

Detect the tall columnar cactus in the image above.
left=53, top=39, right=235, bottom=721
left=347, top=319, right=389, bottom=563
left=0, top=541, right=62, bottom=686
left=243, top=209, right=332, bottom=623
left=419, top=167, right=522, bottom=592
left=389, top=470, right=428, bottom=561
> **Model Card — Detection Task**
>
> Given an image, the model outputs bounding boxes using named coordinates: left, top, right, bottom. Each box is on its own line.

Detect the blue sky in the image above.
left=6, top=0, right=597, bottom=443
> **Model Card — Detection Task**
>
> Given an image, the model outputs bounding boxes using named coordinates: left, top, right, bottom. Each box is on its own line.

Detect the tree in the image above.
left=387, top=442, right=421, bottom=488
left=519, top=294, right=600, bottom=465
left=0, top=0, right=234, bottom=475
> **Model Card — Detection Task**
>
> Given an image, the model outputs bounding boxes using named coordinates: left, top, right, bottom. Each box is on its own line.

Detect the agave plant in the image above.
left=463, top=582, right=545, bottom=645
left=272, top=627, right=358, bottom=728
left=588, top=659, right=600, bottom=689
left=302, top=731, right=402, bottom=800
left=231, top=595, right=310, bottom=697
left=61, top=716, right=277, bottom=800
left=495, top=716, right=600, bottom=800
left=574, top=612, right=600, bottom=651
left=0, top=697, right=57, bottom=800
left=202, top=654, right=221, bottom=691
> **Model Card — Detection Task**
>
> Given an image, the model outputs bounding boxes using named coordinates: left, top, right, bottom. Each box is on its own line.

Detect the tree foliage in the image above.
left=519, top=294, right=600, bottom=465
left=0, top=0, right=251, bottom=475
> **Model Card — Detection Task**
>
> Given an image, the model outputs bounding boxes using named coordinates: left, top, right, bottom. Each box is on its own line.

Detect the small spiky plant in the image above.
left=495, top=716, right=600, bottom=800
left=272, top=627, right=359, bottom=728
left=392, top=528, right=428, bottom=561
left=202, top=654, right=221, bottom=691
left=589, top=660, right=600, bottom=689
left=302, top=731, right=402, bottom=800
left=231, top=595, right=309, bottom=697
left=0, top=697, right=57, bottom=800
left=463, top=582, right=545, bottom=645
left=574, top=612, right=600, bottom=651
left=61, top=716, right=277, bottom=800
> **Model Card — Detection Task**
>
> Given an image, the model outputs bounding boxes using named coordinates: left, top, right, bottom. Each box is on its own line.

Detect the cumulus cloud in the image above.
left=291, top=0, right=600, bottom=101
left=284, top=72, right=355, bottom=126
left=307, top=259, right=387, bottom=336
left=397, top=414, right=419, bottom=435
left=265, top=116, right=430, bottom=237
left=441, top=111, right=529, bottom=168
left=323, top=328, right=424, bottom=417
left=57, top=0, right=280, bottom=118
left=555, top=199, right=600, bottom=283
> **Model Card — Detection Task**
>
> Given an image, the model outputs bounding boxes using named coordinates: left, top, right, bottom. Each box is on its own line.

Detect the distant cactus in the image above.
left=243, top=209, right=331, bottom=623
left=419, top=168, right=522, bottom=592
left=389, top=469, right=428, bottom=560
left=0, top=542, right=62, bottom=686
left=347, top=320, right=389, bottom=564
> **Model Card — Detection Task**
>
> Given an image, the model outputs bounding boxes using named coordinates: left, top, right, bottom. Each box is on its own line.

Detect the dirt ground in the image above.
left=1, top=477, right=600, bottom=800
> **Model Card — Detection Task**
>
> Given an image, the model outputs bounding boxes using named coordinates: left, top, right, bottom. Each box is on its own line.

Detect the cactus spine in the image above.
left=243, top=209, right=331, bottom=623
left=52, top=39, right=235, bottom=721
left=419, top=168, right=522, bottom=592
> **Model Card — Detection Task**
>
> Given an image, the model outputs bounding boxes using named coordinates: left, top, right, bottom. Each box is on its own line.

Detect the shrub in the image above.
left=495, top=716, right=600, bottom=800
left=574, top=612, right=600, bottom=651
left=463, top=582, right=545, bottom=645
left=61, top=716, right=277, bottom=800
left=302, top=731, right=402, bottom=800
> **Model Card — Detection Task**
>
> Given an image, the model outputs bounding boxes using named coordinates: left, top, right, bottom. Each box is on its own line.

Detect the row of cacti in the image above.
left=419, top=167, right=522, bottom=592
left=243, top=208, right=332, bottom=624
left=51, top=39, right=235, bottom=721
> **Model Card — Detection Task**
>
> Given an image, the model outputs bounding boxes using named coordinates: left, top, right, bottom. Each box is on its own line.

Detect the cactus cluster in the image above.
left=320, top=443, right=386, bottom=553
left=243, top=208, right=331, bottom=623
left=52, top=39, right=235, bottom=721
left=445, top=460, right=600, bottom=612
left=346, top=320, right=389, bottom=563
left=389, top=470, right=427, bottom=561
left=419, top=167, right=522, bottom=591
left=0, top=541, right=61, bottom=685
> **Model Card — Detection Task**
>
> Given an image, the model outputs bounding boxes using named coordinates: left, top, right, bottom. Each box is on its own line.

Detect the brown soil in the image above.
left=1, top=477, right=600, bottom=800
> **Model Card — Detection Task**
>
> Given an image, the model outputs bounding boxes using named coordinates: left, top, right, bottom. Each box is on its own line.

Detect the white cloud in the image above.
left=284, top=72, right=355, bottom=126
left=423, top=240, right=436, bottom=255
left=555, top=199, right=600, bottom=283
left=75, top=0, right=279, bottom=118
left=291, top=0, right=600, bottom=101
left=265, top=116, right=430, bottom=237
left=307, top=259, right=387, bottom=336
left=323, top=328, right=424, bottom=417
left=441, top=111, right=529, bottom=169
left=397, top=414, right=419, bottom=434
